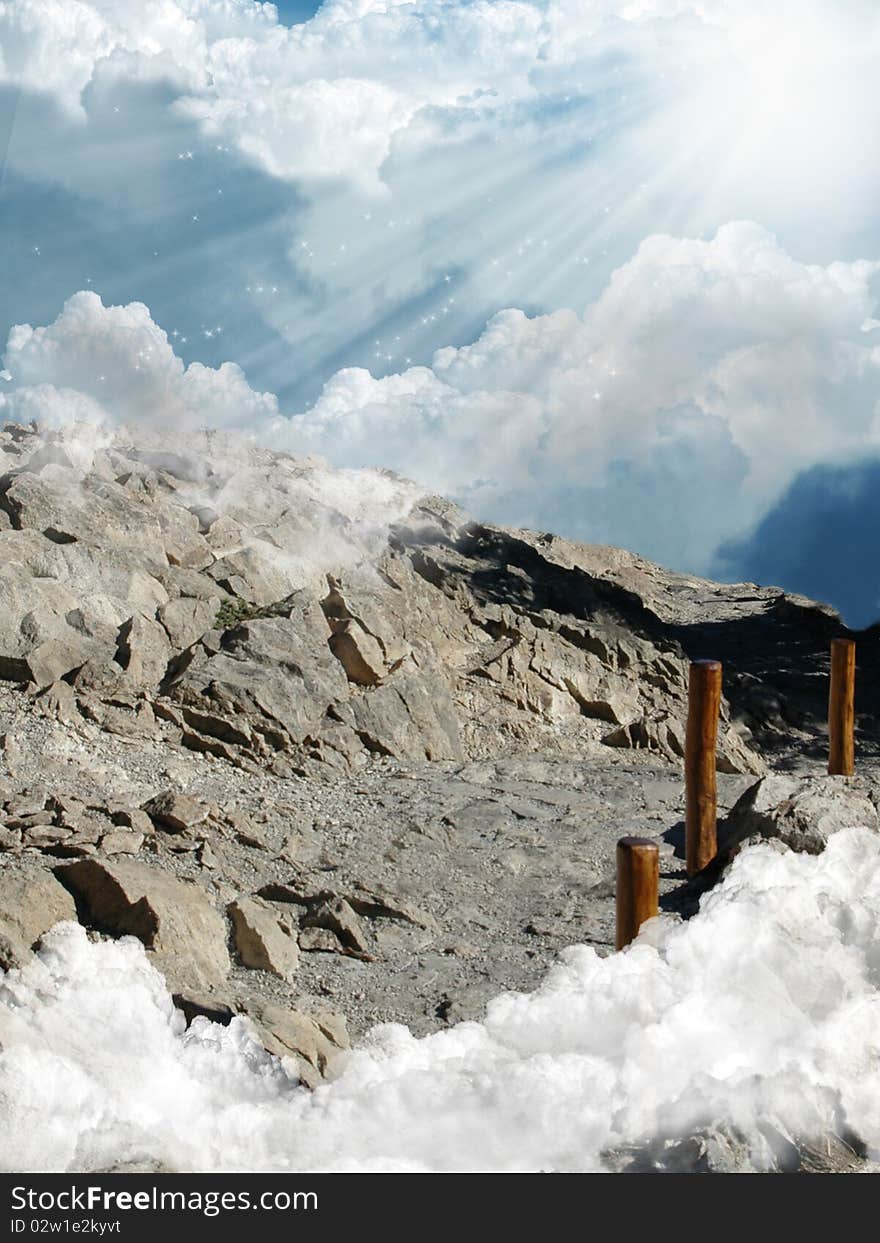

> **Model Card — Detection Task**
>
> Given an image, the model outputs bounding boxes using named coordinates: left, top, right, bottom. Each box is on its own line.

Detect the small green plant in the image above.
left=214, top=596, right=291, bottom=631
left=214, top=598, right=261, bottom=630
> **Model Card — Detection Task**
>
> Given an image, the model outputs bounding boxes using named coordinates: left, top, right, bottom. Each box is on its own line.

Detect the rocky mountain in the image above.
left=1, top=416, right=879, bottom=1165
left=0, top=418, right=767, bottom=775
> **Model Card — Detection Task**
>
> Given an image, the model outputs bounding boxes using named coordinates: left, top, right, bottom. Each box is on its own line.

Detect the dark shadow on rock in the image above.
left=662, top=820, right=685, bottom=859
left=395, top=509, right=880, bottom=767
left=396, top=518, right=686, bottom=651
left=665, top=605, right=880, bottom=764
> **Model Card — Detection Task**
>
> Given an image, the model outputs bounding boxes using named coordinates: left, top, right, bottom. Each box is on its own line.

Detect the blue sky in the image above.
left=2, top=1, right=880, bottom=624
left=275, top=2, right=323, bottom=21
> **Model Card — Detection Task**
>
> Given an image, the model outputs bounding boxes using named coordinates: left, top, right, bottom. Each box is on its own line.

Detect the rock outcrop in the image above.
left=229, top=895, right=300, bottom=981
left=0, top=420, right=777, bottom=778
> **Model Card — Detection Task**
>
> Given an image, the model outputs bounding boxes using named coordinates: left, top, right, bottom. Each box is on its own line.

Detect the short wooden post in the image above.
left=828, top=638, right=856, bottom=776
left=685, top=659, right=722, bottom=877
left=616, top=836, right=659, bottom=950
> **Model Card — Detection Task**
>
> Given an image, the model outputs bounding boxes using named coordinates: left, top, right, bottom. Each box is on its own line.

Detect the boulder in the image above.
left=228, top=896, right=300, bottom=981
left=168, top=599, right=349, bottom=745
left=348, top=881, right=440, bottom=933
left=115, top=614, right=172, bottom=688
left=205, top=542, right=301, bottom=606
left=57, top=856, right=231, bottom=988
left=110, top=808, right=155, bottom=834
left=298, top=927, right=346, bottom=954
left=24, top=638, right=90, bottom=688
left=0, top=868, right=78, bottom=969
left=99, top=830, right=144, bottom=855
left=720, top=774, right=879, bottom=856
left=301, top=895, right=374, bottom=960
left=3, top=469, right=168, bottom=567
left=158, top=597, right=218, bottom=651
left=141, top=790, right=209, bottom=834
left=343, top=670, right=464, bottom=763
left=153, top=500, right=213, bottom=571
left=328, top=619, right=387, bottom=686
left=246, top=1001, right=349, bottom=1088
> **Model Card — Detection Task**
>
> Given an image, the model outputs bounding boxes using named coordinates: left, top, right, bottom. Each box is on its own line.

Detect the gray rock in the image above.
left=4, top=790, right=50, bottom=817
left=343, top=670, right=464, bottom=763
left=141, top=790, right=209, bottom=834
left=158, top=597, right=218, bottom=651
left=99, top=829, right=144, bottom=855
left=298, top=926, right=346, bottom=954
left=153, top=500, right=213, bottom=571
left=109, top=807, right=155, bottom=834
left=168, top=598, right=349, bottom=750
left=3, top=469, right=168, bottom=568
left=33, top=680, right=81, bottom=725
left=348, top=881, right=440, bottom=933
left=115, top=615, right=172, bottom=689
left=58, top=856, right=231, bottom=989
left=301, top=895, right=374, bottom=960
left=720, top=774, right=879, bottom=856
left=328, top=619, right=387, bottom=686
left=0, top=424, right=780, bottom=780
left=229, top=895, right=300, bottom=981
left=0, top=867, right=78, bottom=968
left=246, top=1001, right=349, bottom=1088
left=605, top=1122, right=868, bottom=1174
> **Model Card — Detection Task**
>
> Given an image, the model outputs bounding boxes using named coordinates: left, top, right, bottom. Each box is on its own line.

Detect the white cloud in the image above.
left=4, top=0, right=874, bottom=194
left=0, top=0, right=549, bottom=188
left=4, top=0, right=880, bottom=423
left=284, top=222, right=880, bottom=569
left=6, top=219, right=880, bottom=577
left=2, top=828, right=880, bottom=1171
left=2, top=290, right=279, bottom=428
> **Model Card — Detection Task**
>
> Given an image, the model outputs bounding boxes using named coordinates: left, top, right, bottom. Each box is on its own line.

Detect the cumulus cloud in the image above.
left=3, top=0, right=877, bottom=199
left=285, top=222, right=880, bottom=571
left=6, top=216, right=880, bottom=588
left=2, top=828, right=880, bottom=1172
left=1, top=290, right=278, bottom=428
left=0, top=0, right=548, bottom=188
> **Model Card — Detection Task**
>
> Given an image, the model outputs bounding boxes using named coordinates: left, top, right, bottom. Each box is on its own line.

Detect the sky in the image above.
left=1, top=1, right=880, bottom=623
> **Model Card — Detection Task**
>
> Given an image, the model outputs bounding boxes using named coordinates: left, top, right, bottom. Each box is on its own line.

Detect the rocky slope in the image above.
left=1, top=416, right=879, bottom=1153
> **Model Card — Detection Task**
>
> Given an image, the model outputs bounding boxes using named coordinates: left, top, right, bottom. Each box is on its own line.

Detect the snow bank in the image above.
left=2, top=827, right=879, bottom=1172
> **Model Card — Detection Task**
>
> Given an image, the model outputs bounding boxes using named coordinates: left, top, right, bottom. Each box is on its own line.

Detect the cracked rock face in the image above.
left=0, top=419, right=773, bottom=777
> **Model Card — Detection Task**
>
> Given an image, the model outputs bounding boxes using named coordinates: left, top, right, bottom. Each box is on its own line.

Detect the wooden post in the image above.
left=828, top=638, right=856, bottom=776
left=685, top=659, right=722, bottom=877
left=616, top=836, right=659, bottom=950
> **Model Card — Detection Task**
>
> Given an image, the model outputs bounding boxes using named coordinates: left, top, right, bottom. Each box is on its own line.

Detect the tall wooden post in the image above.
left=685, top=659, right=722, bottom=877
left=616, top=836, right=659, bottom=951
left=828, top=638, right=856, bottom=776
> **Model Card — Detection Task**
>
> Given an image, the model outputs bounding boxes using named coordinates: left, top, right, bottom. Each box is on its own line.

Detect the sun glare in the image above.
left=675, top=8, right=874, bottom=216
left=729, top=13, right=842, bottom=127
